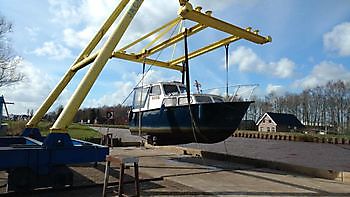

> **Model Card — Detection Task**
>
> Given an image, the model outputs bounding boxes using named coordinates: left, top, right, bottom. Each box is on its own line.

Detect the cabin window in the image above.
left=212, top=96, right=224, bottom=103
left=133, top=87, right=149, bottom=109
left=178, top=97, right=193, bottom=105
left=163, top=84, right=180, bottom=95
left=150, top=85, right=161, bottom=95
left=194, top=96, right=213, bottom=103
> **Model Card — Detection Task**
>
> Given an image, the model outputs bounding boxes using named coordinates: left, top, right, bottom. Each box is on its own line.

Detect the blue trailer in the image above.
left=0, top=129, right=108, bottom=191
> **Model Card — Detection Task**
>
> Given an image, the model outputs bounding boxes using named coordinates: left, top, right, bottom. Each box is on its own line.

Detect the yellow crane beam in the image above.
left=170, top=35, right=241, bottom=66
left=118, top=17, right=181, bottom=52
left=141, top=23, right=206, bottom=57
left=178, top=2, right=272, bottom=44
left=70, top=50, right=183, bottom=73
left=112, top=52, right=183, bottom=71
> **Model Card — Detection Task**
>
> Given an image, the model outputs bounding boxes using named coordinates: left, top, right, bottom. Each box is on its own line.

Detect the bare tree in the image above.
left=0, top=15, right=23, bottom=87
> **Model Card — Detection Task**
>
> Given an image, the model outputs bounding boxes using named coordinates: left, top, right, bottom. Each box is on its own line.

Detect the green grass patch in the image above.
left=6, top=121, right=102, bottom=140
left=4, top=120, right=26, bottom=135
left=40, top=123, right=102, bottom=140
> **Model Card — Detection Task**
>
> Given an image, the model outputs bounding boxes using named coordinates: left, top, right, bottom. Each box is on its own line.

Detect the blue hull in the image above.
left=129, top=101, right=252, bottom=145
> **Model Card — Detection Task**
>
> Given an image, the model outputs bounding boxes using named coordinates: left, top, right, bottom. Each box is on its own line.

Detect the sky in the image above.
left=0, top=0, right=350, bottom=114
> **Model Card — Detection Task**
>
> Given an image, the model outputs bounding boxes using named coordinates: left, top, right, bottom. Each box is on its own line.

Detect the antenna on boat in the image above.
left=194, top=80, right=202, bottom=94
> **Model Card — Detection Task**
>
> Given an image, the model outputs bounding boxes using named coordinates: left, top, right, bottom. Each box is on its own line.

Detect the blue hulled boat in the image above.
left=128, top=81, right=252, bottom=145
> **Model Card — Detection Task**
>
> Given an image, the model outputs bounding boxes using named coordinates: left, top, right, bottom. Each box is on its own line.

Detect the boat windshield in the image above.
left=179, top=86, right=186, bottom=93
left=195, top=95, right=213, bottom=103
left=133, top=87, right=149, bottom=109
left=163, top=84, right=180, bottom=95
left=212, top=96, right=224, bottom=102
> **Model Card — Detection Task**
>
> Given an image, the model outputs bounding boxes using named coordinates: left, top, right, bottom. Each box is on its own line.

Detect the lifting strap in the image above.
left=225, top=44, right=229, bottom=98
left=138, top=60, right=146, bottom=137
left=183, top=28, right=199, bottom=144
left=181, top=61, right=185, bottom=84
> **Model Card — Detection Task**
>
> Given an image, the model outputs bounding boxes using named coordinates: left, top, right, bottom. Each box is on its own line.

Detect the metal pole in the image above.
left=26, top=0, right=131, bottom=128
left=225, top=44, right=229, bottom=98
left=184, top=29, right=191, bottom=102
left=52, top=0, right=144, bottom=132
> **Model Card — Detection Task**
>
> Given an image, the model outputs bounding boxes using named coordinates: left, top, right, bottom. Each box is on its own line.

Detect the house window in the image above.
left=271, top=127, right=275, bottom=132
left=259, top=127, right=263, bottom=132
left=269, top=120, right=272, bottom=123
left=263, top=120, right=265, bottom=123
left=267, top=127, right=270, bottom=132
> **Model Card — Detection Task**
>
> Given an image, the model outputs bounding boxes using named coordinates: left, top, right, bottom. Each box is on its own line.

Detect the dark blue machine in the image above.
left=0, top=128, right=109, bottom=191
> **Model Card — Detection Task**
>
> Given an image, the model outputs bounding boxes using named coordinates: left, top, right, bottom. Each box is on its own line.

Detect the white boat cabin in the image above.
left=132, top=81, right=225, bottom=112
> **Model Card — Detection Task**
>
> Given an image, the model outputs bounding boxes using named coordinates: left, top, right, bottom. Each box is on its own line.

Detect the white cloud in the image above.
left=33, top=41, right=72, bottom=60
left=266, top=84, right=285, bottom=95
left=48, top=0, right=81, bottom=25
left=63, top=27, right=97, bottom=48
left=25, top=27, right=40, bottom=41
left=230, top=46, right=296, bottom=78
left=323, top=22, right=350, bottom=56
left=0, top=61, right=57, bottom=114
left=293, top=61, right=350, bottom=89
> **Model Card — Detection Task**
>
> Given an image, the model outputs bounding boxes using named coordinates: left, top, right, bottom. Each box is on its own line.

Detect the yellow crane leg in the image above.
left=51, top=0, right=144, bottom=132
left=25, top=0, right=130, bottom=128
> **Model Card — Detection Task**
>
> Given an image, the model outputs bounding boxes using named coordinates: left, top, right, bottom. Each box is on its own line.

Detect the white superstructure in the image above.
left=132, top=81, right=225, bottom=112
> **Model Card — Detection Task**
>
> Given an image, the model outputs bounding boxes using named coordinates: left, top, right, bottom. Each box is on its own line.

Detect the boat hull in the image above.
left=129, top=101, right=252, bottom=145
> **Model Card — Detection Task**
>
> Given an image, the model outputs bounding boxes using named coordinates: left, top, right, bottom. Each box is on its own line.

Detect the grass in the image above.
left=40, top=122, right=102, bottom=140
left=6, top=120, right=102, bottom=140
left=5, top=120, right=26, bottom=135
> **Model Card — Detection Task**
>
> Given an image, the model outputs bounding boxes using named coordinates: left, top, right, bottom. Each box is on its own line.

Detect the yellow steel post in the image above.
left=26, top=0, right=131, bottom=128
left=51, top=0, right=144, bottom=132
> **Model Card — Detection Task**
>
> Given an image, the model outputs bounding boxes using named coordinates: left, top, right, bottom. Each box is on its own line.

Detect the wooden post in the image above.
left=102, top=161, right=111, bottom=197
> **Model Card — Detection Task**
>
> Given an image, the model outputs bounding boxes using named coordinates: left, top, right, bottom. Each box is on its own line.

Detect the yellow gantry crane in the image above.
left=26, top=0, right=271, bottom=133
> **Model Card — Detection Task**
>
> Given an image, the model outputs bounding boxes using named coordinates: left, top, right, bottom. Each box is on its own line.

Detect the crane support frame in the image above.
left=26, top=0, right=271, bottom=132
